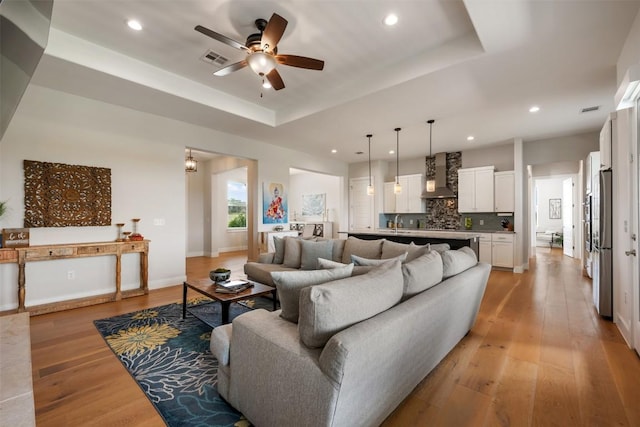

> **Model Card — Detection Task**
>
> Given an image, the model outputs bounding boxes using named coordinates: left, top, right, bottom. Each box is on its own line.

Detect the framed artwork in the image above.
left=263, top=182, right=287, bottom=224
left=23, top=160, right=111, bottom=227
left=301, top=193, right=326, bottom=217
left=549, top=198, right=561, bottom=219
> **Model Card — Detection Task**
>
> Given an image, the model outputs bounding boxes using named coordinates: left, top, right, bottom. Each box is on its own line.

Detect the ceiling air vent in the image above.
left=580, top=105, right=600, bottom=113
left=201, top=50, right=228, bottom=66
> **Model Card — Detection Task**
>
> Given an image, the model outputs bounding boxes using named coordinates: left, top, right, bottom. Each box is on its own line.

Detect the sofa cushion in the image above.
left=406, top=242, right=431, bottom=262
left=282, top=237, right=303, bottom=268
left=442, top=246, right=477, bottom=279
left=271, top=264, right=354, bottom=323
left=300, top=239, right=334, bottom=270
left=244, top=262, right=298, bottom=286
left=381, top=240, right=412, bottom=259
left=341, top=237, right=384, bottom=264
left=430, top=243, right=451, bottom=253
left=401, top=250, right=443, bottom=300
left=317, top=258, right=347, bottom=269
left=331, top=239, right=347, bottom=262
left=298, top=260, right=404, bottom=348
left=273, top=237, right=286, bottom=264
left=351, top=252, right=407, bottom=266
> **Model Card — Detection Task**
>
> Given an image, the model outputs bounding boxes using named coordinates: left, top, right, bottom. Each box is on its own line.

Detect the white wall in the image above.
left=462, top=143, right=514, bottom=171
left=534, top=177, right=565, bottom=233
left=289, top=171, right=342, bottom=236
left=0, top=84, right=349, bottom=310
left=186, top=167, right=205, bottom=257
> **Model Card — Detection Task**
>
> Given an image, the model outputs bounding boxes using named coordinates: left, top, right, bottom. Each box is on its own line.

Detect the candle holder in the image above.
left=122, top=231, right=132, bottom=241
left=115, top=223, right=125, bottom=241
left=130, top=218, right=144, bottom=241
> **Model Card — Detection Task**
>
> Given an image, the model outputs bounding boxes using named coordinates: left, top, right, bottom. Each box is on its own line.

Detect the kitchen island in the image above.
left=342, top=229, right=480, bottom=257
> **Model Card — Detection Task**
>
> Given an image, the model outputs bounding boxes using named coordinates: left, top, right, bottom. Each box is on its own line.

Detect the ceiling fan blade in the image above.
left=195, top=25, right=249, bottom=52
left=213, top=60, right=248, bottom=76
left=261, top=13, right=288, bottom=53
left=276, top=55, right=324, bottom=70
left=266, top=69, right=285, bottom=90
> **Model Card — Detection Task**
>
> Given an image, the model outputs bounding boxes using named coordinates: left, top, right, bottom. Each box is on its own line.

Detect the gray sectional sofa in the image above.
left=212, top=236, right=491, bottom=427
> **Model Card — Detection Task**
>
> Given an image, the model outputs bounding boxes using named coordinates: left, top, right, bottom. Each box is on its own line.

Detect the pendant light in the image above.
left=366, top=134, right=374, bottom=196
left=393, top=127, right=402, bottom=194
left=426, top=120, right=436, bottom=192
left=185, top=149, right=198, bottom=172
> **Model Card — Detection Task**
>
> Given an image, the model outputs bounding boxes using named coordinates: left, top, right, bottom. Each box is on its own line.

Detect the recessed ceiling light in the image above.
left=384, top=13, right=398, bottom=26
left=389, top=150, right=395, bottom=155
left=467, top=136, right=475, bottom=141
left=127, top=19, right=143, bottom=31
left=331, top=149, right=337, bottom=154
left=529, top=105, right=540, bottom=113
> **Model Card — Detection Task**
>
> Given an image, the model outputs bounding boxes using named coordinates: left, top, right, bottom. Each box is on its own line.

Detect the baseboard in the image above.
left=186, top=251, right=205, bottom=258
left=219, top=246, right=248, bottom=253
left=149, top=276, right=187, bottom=289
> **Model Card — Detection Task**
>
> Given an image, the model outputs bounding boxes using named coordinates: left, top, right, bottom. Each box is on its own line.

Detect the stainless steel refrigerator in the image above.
left=592, top=169, right=613, bottom=317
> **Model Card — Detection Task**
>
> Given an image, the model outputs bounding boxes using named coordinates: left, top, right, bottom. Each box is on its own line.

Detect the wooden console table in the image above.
left=0, top=240, right=149, bottom=315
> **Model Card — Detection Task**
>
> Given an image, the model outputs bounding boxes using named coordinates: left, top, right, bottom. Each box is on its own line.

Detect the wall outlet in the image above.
left=67, top=270, right=75, bottom=280
left=479, top=220, right=484, bottom=225
left=409, top=219, right=414, bottom=225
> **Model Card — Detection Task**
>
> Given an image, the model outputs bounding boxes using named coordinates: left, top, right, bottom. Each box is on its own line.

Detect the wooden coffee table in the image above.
left=182, top=278, right=276, bottom=326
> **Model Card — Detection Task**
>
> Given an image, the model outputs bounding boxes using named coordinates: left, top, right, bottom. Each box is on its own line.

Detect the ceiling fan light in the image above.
left=262, top=79, right=272, bottom=89
left=247, top=52, right=276, bottom=76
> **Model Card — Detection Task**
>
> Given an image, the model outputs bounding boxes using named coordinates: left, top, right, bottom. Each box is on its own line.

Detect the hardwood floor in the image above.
left=26, top=249, right=640, bottom=426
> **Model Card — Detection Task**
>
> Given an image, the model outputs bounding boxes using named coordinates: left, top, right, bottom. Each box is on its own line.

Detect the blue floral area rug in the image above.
left=94, top=297, right=270, bottom=427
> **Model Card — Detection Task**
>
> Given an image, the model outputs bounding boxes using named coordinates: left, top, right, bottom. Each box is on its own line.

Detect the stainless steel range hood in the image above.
left=421, top=152, right=457, bottom=199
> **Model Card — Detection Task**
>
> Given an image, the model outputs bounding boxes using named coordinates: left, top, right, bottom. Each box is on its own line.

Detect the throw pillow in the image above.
left=430, top=243, right=451, bottom=253
left=401, top=250, right=443, bottom=300
left=341, top=237, right=384, bottom=264
left=282, top=237, right=303, bottom=268
left=442, top=246, right=478, bottom=279
left=381, top=240, right=411, bottom=259
left=298, top=259, right=404, bottom=348
left=271, top=264, right=354, bottom=323
left=351, top=252, right=407, bottom=266
left=299, top=239, right=334, bottom=270
left=273, top=236, right=286, bottom=264
left=317, top=258, right=348, bottom=269
left=405, top=242, right=431, bottom=262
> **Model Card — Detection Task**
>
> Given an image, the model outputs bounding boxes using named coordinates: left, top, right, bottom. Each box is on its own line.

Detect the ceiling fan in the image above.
left=195, top=13, right=325, bottom=91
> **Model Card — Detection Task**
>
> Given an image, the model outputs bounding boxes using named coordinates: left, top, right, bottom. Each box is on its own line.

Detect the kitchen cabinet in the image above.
left=494, top=171, right=515, bottom=212
left=383, top=174, right=424, bottom=213
left=599, top=112, right=615, bottom=170
left=458, top=166, right=494, bottom=213
left=383, top=182, right=396, bottom=213
left=492, top=233, right=514, bottom=268
left=477, top=233, right=493, bottom=264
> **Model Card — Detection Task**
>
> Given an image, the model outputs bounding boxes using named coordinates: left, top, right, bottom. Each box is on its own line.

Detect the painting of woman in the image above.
left=263, top=182, right=287, bottom=224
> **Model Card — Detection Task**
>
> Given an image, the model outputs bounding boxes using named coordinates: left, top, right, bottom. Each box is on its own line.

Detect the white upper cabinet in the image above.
left=457, top=166, right=494, bottom=213
left=494, top=171, right=515, bottom=213
left=599, top=113, right=615, bottom=170
left=384, top=174, right=424, bottom=213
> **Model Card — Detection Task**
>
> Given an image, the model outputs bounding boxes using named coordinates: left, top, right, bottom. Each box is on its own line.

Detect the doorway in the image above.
left=529, top=166, right=581, bottom=261
left=185, top=149, right=258, bottom=260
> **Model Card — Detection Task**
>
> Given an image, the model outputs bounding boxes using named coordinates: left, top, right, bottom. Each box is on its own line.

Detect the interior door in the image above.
left=562, top=177, right=574, bottom=257
left=349, top=177, right=374, bottom=231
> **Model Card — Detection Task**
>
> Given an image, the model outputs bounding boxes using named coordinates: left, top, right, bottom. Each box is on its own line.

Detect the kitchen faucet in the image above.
left=394, top=214, right=401, bottom=234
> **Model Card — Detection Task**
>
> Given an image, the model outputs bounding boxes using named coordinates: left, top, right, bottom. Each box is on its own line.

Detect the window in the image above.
left=227, top=181, right=247, bottom=229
